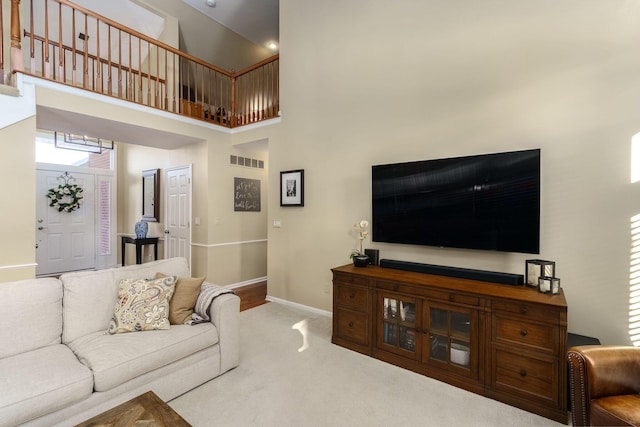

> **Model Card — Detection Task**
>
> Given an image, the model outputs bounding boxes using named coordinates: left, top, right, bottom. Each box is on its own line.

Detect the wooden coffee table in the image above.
left=75, top=391, right=191, bottom=427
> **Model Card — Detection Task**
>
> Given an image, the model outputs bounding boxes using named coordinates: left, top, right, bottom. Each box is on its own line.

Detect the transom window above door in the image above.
left=35, top=131, right=114, bottom=170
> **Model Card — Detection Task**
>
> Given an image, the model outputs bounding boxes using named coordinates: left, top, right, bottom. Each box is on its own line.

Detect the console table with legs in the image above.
left=121, top=236, right=159, bottom=265
left=332, top=263, right=568, bottom=423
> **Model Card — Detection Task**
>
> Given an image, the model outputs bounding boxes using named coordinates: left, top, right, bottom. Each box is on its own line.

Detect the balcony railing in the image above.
left=2, top=0, right=279, bottom=128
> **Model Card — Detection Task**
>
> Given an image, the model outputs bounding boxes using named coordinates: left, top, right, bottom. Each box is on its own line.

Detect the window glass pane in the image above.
left=430, top=334, right=448, bottom=362
left=400, top=301, right=416, bottom=324
left=400, top=326, right=416, bottom=351
left=384, top=298, right=398, bottom=320
left=451, top=312, right=470, bottom=338
left=430, top=307, right=448, bottom=332
left=450, top=341, right=470, bottom=367
left=35, top=132, right=113, bottom=169
left=383, top=322, right=397, bottom=345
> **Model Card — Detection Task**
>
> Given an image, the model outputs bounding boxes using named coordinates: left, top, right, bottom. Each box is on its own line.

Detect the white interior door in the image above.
left=165, top=166, right=192, bottom=264
left=36, top=170, right=96, bottom=275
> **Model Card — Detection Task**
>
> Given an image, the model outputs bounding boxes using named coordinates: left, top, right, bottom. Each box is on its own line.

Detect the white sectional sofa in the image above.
left=0, top=257, right=240, bottom=427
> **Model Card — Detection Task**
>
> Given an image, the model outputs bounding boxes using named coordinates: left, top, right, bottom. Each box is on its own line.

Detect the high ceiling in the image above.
left=35, top=0, right=279, bottom=148
left=180, top=0, right=279, bottom=49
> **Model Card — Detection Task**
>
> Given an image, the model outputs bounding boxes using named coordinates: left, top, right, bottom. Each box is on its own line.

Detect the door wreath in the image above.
left=47, top=183, right=84, bottom=212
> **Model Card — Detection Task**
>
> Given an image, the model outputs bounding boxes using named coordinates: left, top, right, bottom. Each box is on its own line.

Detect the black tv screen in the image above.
left=372, top=149, right=540, bottom=254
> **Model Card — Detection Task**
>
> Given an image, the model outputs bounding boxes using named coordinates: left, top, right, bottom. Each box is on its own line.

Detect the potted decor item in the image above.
left=350, top=219, right=370, bottom=267
left=352, top=253, right=370, bottom=267
left=135, top=220, right=148, bottom=238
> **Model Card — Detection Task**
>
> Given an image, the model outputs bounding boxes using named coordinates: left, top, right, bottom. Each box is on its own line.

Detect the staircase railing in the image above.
left=4, top=0, right=279, bottom=128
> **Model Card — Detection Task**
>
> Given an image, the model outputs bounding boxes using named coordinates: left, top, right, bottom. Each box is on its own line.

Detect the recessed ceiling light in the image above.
left=205, top=0, right=216, bottom=7
left=267, top=42, right=278, bottom=50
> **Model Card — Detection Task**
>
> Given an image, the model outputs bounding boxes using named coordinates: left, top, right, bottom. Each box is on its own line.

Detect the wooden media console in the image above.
left=332, top=264, right=568, bottom=423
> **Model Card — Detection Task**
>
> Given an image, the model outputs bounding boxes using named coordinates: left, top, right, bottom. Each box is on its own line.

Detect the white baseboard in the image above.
left=226, top=276, right=267, bottom=289
left=266, top=295, right=332, bottom=318
left=225, top=278, right=333, bottom=318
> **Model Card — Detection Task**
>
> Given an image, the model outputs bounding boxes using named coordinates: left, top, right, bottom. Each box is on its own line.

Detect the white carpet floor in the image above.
left=169, top=301, right=568, bottom=426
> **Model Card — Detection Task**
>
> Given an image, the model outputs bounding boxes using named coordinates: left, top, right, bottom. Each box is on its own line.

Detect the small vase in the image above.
left=134, top=221, right=148, bottom=238
left=352, top=255, right=370, bottom=267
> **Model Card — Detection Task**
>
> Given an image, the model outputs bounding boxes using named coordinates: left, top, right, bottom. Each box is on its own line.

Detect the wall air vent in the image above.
left=230, top=155, right=265, bottom=169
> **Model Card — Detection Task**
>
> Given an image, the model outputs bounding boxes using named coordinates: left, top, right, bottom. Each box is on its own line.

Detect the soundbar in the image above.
left=379, top=259, right=524, bottom=286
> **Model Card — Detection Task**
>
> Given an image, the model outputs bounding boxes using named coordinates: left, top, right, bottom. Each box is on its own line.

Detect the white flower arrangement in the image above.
left=47, top=183, right=84, bottom=213
left=351, top=219, right=369, bottom=257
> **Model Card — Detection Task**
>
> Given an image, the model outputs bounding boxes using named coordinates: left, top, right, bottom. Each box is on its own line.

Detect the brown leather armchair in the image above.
left=567, top=345, right=640, bottom=426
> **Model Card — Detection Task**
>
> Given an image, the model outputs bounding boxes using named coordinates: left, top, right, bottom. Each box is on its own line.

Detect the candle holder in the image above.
left=538, top=276, right=561, bottom=295
left=525, top=259, right=555, bottom=287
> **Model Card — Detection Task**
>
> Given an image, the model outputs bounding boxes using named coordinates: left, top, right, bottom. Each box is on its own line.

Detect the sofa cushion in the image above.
left=112, top=257, right=190, bottom=291
left=0, top=278, right=62, bottom=359
left=155, top=272, right=205, bottom=324
left=108, top=276, right=177, bottom=334
left=68, top=323, right=219, bottom=392
left=0, top=344, right=93, bottom=427
left=61, top=257, right=191, bottom=343
left=591, top=395, right=640, bottom=427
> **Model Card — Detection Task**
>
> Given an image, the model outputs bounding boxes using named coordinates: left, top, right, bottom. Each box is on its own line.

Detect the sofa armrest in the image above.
left=568, top=345, right=640, bottom=426
left=209, top=293, right=240, bottom=373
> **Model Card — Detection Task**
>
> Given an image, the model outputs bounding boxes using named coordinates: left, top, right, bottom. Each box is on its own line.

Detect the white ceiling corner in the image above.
left=33, top=0, right=278, bottom=150
left=180, top=0, right=279, bottom=48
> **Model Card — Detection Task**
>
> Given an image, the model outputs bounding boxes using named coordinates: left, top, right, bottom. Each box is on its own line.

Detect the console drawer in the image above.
left=377, top=281, right=479, bottom=307
left=424, top=289, right=480, bottom=307
left=335, top=307, right=369, bottom=346
left=493, top=300, right=559, bottom=322
left=335, top=284, right=369, bottom=310
left=493, top=347, right=556, bottom=405
left=334, top=273, right=369, bottom=287
left=493, top=314, right=555, bottom=353
left=377, top=280, right=416, bottom=296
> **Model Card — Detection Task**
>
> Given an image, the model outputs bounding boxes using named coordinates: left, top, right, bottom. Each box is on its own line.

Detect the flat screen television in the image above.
left=372, top=149, right=540, bottom=254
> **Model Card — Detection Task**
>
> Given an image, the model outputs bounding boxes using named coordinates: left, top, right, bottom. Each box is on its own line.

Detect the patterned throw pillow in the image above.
left=107, top=276, right=177, bottom=334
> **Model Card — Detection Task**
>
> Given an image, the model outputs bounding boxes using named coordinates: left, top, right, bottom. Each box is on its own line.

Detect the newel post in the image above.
left=10, top=0, right=23, bottom=75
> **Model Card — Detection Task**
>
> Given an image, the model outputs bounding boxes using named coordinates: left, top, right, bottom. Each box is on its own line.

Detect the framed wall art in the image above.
left=234, top=177, right=261, bottom=212
left=280, top=169, right=304, bottom=207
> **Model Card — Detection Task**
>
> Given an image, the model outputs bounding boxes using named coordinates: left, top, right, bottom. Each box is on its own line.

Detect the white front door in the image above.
left=165, top=166, right=192, bottom=264
left=36, top=170, right=96, bottom=275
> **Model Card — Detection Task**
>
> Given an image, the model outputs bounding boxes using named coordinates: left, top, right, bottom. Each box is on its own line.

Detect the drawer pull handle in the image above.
left=449, top=294, right=455, bottom=301
left=349, top=293, right=355, bottom=299
left=348, top=321, right=354, bottom=328
left=520, top=329, right=528, bottom=337
left=519, top=306, right=528, bottom=315
left=519, top=370, right=527, bottom=377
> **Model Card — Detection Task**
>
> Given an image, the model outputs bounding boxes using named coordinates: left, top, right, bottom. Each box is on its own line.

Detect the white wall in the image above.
left=0, top=114, right=36, bottom=281
left=136, top=0, right=274, bottom=71
left=0, top=83, right=269, bottom=286
left=270, top=0, right=640, bottom=345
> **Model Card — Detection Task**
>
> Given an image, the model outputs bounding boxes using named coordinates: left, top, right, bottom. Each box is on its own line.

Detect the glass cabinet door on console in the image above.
left=424, top=303, right=477, bottom=377
left=377, top=293, right=420, bottom=358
